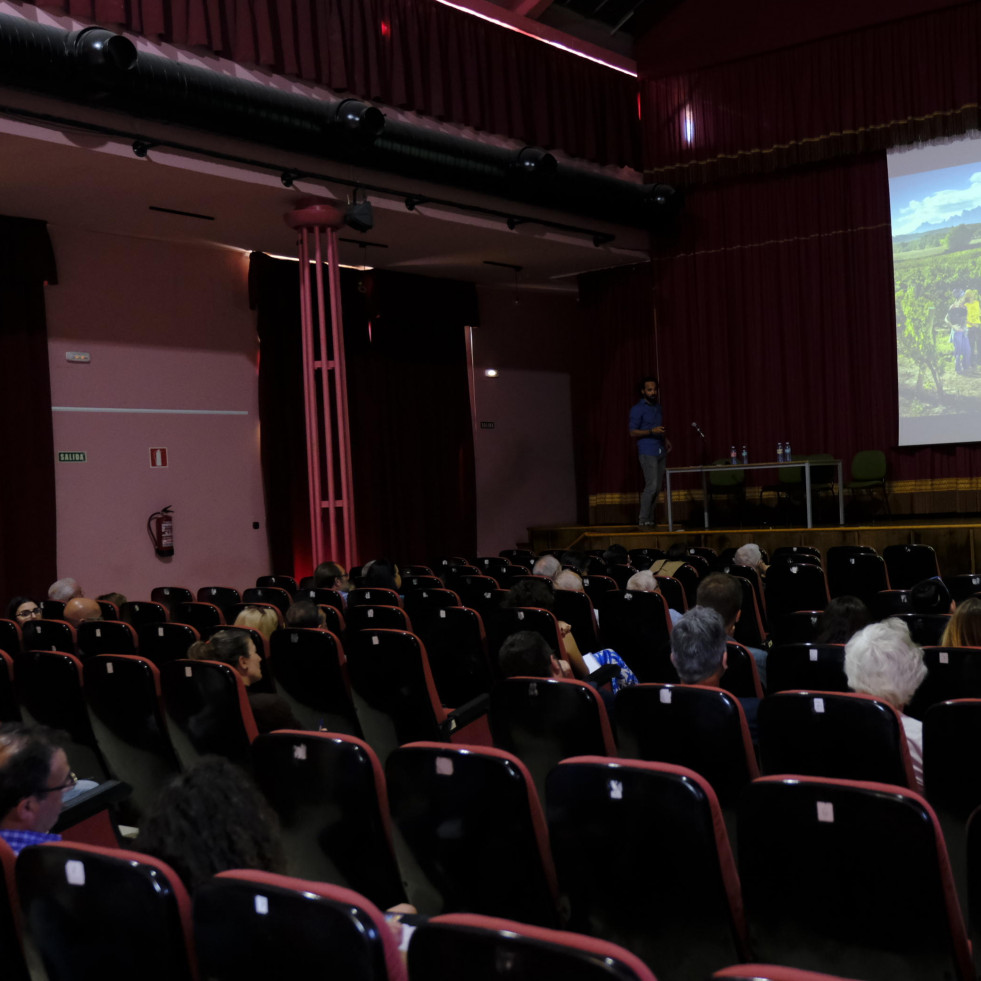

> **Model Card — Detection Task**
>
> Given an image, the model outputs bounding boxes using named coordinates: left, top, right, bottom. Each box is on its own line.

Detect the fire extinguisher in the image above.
left=147, top=506, right=174, bottom=557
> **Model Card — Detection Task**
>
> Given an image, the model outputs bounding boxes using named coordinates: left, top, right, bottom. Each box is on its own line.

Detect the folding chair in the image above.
left=547, top=757, right=748, bottom=979
left=408, top=913, right=656, bottom=981
left=194, top=872, right=406, bottom=981
left=251, top=730, right=406, bottom=907
left=845, top=449, right=890, bottom=516
left=766, top=643, right=848, bottom=694
left=739, top=776, right=972, bottom=980
left=386, top=742, right=561, bottom=925
left=16, top=842, right=196, bottom=981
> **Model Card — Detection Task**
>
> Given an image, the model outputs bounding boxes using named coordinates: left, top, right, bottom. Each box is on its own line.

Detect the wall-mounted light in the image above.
left=484, top=369, right=499, bottom=378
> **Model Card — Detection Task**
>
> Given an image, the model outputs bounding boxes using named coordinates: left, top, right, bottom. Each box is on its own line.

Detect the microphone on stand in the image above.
left=691, top=421, right=707, bottom=439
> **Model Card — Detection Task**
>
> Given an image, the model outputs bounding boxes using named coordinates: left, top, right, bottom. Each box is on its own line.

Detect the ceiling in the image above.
left=0, top=88, right=651, bottom=293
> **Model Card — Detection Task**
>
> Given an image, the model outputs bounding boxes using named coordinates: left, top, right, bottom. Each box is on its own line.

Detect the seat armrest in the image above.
left=52, top=780, right=131, bottom=832
left=439, top=693, right=490, bottom=737
left=586, top=663, right=619, bottom=688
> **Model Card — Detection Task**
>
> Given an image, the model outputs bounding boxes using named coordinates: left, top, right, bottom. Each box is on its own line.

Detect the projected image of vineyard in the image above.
left=890, top=149, right=981, bottom=445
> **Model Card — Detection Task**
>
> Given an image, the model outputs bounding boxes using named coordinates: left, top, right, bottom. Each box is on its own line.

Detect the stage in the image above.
left=527, top=516, right=981, bottom=579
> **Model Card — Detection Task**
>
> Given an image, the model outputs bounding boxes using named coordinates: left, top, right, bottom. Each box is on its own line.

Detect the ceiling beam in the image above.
left=509, top=0, right=555, bottom=17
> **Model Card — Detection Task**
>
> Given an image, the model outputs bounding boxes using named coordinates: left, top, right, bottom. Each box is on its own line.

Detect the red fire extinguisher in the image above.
left=147, top=506, right=174, bottom=557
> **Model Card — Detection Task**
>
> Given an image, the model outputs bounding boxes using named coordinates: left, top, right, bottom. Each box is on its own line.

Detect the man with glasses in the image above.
left=0, top=723, right=83, bottom=854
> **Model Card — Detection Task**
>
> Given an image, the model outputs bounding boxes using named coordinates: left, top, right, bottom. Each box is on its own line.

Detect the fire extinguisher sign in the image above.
left=150, top=448, right=169, bottom=468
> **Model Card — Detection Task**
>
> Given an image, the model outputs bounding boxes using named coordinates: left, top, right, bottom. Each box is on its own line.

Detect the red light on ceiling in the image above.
left=380, top=20, right=391, bottom=37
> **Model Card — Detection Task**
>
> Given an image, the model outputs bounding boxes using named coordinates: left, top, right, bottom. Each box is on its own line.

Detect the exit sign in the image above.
left=58, top=451, right=87, bottom=462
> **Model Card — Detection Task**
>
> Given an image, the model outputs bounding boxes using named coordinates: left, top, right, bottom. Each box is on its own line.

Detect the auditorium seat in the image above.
left=764, top=561, right=829, bottom=622
left=39, top=600, right=64, bottom=621
left=487, top=606, right=566, bottom=675
left=892, top=612, right=950, bottom=647
left=119, top=600, right=169, bottom=628
left=194, top=872, right=406, bottom=981
left=757, top=690, right=915, bottom=787
left=136, top=621, right=200, bottom=667
left=826, top=547, right=888, bottom=605
left=408, top=913, right=657, bottom=981
left=173, top=600, right=225, bottom=633
left=771, top=545, right=822, bottom=563
left=347, top=587, right=402, bottom=609
left=160, top=658, right=258, bottom=771
left=738, top=776, right=972, bottom=980
left=475, top=556, right=512, bottom=581
left=401, top=574, right=444, bottom=591
left=714, top=965, right=867, bottom=981
left=883, top=542, right=941, bottom=589
left=771, top=610, right=822, bottom=646
left=402, top=587, right=461, bottom=642
left=256, top=574, right=297, bottom=592
left=386, top=742, right=562, bottom=925
left=0, top=619, right=21, bottom=656
left=420, top=605, right=495, bottom=706
left=732, top=576, right=769, bottom=649
left=402, top=564, right=436, bottom=576
left=268, top=626, right=361, bottom=735
left=500, top=548, right=536, bottom=567
left=766, top=643, right=848, bottom=694
left=946, top=573, right=981, bottom=604
left=21, top=618, right=75, bottom=653
left=615, top=684, right=758, bottom=817
left=547, top=757, right=748, bottom=980
left=651, top=575, right=686, bottom=617
left=83, top=654, right=181, bottom=821
left=149, top=585, right=193, bottom=615
left=344, top=604, right=413, bottom=636
left=196, top=585, right=242, bottom=620
left=907, top=646, right=981, bottom=719
left=488, top=676, right=616, bottom=801
left=596, top=591, right=673, bottom=682
left=0, top=837, right=28, bottom=981
left=606, top=563, right=633, bottom=589
left=75, top=619, right=138, bottom=658
left=725, top=563, right=767, bottom=620
left=0, top=649, right=19, bottom=723
left=252, top=730, right=406, bottom=907
left=870, top=589, right=912, bottom=619
left=722, top=640, right=765, bottom=698
left=16, top=842, right=195, bottom=981
left=242, top=585, right=293, bottom=616
left=580, top=574, right=618, bottom=605
left=293, top=586, right=345, bottom=611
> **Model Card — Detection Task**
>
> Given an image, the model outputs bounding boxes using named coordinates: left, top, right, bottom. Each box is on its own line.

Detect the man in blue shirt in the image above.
left=628, top=376, right=670, bottom=527
left=0, top=724, right=74, bottom=855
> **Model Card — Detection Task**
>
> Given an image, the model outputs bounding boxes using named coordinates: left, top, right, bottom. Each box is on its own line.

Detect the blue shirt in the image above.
left=629, top=398, right=664, bottom=457
left=0, top=828, right=61, bottom=855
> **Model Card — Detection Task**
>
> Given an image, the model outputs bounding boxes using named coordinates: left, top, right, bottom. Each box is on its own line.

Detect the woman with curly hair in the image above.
left=135, top=756, right=284, bottom=893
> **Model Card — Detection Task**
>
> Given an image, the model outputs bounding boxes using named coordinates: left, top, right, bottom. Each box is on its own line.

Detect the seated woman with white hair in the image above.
left=733, top=543, right=768, bottom=577
left=844, top=618, right=928, bottom=792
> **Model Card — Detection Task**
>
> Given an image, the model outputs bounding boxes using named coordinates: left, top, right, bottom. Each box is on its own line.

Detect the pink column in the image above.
left=285, top=200, right=357, bottom=571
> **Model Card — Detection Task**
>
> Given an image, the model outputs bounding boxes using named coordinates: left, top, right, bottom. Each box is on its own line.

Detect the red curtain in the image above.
left=29, top=0, right=641, bottom=168
left=640, top=1, right=981, bottom=184
left=0, top=218, right=58, bottom=603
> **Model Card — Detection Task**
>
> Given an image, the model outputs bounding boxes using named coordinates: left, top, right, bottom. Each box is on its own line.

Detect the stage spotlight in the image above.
left=333, top=99, right=385, bottom=141
left=345, top=200, right=374, bottom=233
left=511, top=146, right=558, bottom=179
left=68, top=27, right=138, bottom=73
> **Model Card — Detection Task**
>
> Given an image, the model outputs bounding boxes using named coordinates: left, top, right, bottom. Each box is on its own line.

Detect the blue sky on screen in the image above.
left=891, top=161, right=981, bottom=236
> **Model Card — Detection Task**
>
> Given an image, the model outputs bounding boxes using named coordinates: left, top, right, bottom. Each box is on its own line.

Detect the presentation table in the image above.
left=664, top=458, right=845, bottom=531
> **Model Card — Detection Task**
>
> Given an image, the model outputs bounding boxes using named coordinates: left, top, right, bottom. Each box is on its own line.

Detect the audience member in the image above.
left=910, top=578, right=954, bottom=615
left=815, top=596, right=872, bottom=644
left=625, top=570, right=682, bottom=624
left=233, top=605, right=279, bottom=640
left=62, top=596, right=102, bottom=628
left=188, top=630, right=302, bottom=733
left=361, top=558, right=401, bottom=591
left=284, top=599, right=325, bottom=629
left=0, top=723, right=92, bottom=855
left=559, top=551, right=588, bottom=575
left=6, top=595, right=41, bottom=623
left=940, top=596, right=981, bottom=648
left=649, top=542, right=690, bottom=578
left=97, top=591, right=127, bottom=608
left=670, top=606, right=760, bottom=739
left=554, top=569, right=584, bottom=592
left=531, top=554, right=561, bottom=580
left=135, top=756, right=284, bottom=893
left=313, top=561, right=351, bottom=596
left=733, top=544, right=768, bottom=577
left=695, top=573, right=768, bottom=686
left=844, top=619, right=927, bottom=791
left=47, top=578, right=82, bottom=602
left=601, top=545, right=628, bottom=571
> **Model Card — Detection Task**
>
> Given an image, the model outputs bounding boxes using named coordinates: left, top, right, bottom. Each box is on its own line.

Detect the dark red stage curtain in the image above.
left=31, top=0, right=640, bottom=168
left=640, top=0, right=981, bottom=184
left=250, top=253, right=476, bottom=576
left=0, top=217, right=58, bottom=604
left=584, top=154, right=981, bottom=504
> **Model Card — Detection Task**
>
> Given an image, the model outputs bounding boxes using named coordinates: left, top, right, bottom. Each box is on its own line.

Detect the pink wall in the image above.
left=44, top=227, right=270, bottom=601
left=472, top=287, right=588, bottom=553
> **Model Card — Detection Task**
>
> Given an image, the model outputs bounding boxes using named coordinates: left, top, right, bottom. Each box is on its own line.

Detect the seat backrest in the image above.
left=714, top=967, right=866, bottom=981
left=268, top=627, right=361, bottom=735
left=16, top=841, right=196, bottom=981
left=119, top=601, right=169, bottom=628
left=75, top=619, right=138, bottom=658
left=546, top=757, right=748, bottom=980
left=891, top=612, right=950, bottom=647
left=83, top=654, right=181, bottom=819
left=771, top=611, right=822, bottom=646
left=421, top=606, right=494, bottom=707
left=883, top=543, right=941, bottom=590
left=347, top=588, right=401, bottom=609
left=242, top=585, right=293, bottom=616
left=0, top=837, right=28, bottom=981
left=732, top=576, right=769, bottom=648
left=136, top=621, right=200, bottom=667
left=408, top=913, right=657, bottom=981
left=596, top=591, right=673, bottom=682
left=251, top=730, right=405, bottom=908
left=615, top=684, right=759, bottom=807
left=160, top=658, right=258, bottom=770
left=486, top=607, right=564, bottom=676
left=173, top=601, right=225, bottom=632
left=758, top=690, right=915, bottom=787
left=870, top=589, right=912, bottom=619
left=195, top=586, right=242, bottom=619
left=256, top=574, right=298, bottom=592
left=946, top=573, right=981, bottom=603
left=194, top=871, right=405, bottom=981
left=581, top=574, right=618, bottom=604
left=722, top=641, right=764, bottom=699
left=551, top=588, right=599, bottom=650
left=293, top=586, right=345, bottom=611
left=738, top=775, right=972, bottom=981
left=488, top=677, right=615, bottom=801
left=766, top=644, right=848, bottom=694
left=475, top=556, right=511, bottom=580
left=149, top=586, right=194, bottom=614
left=924, top=698, right=981, bottom=821
left=14, top=650, right=110, bottom=782
left=850, top=448, right=887, bottom=481
left=764, top=562, right=829, bottom=622
left=344, top=604, right=413, bottom=635
left=826, top=550, right=889, bottom=604
left=0, top=620, right=21, bottom=657
left=21, top=618, right=76, bottom=653
left=725, top=564, right=767, bottom=619
left=653, top=575, right=687, bottom=616
left=0, top=649, right=20, bottom=723
left=345, top=629, right=447, bottom=763
left=385, top=741, right=561, bottom=926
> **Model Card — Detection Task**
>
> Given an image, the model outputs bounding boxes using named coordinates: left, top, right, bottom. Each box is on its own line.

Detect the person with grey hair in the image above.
left=532, top=555, right=561, bottom=580
left=733, top=544, right=768, bottom=577
left=47, top=577, right=82, bottom=602
left=670, top=606, right=759, bottom=739
left=554, top=569, right=584, bottom=592
left=626, top=570, right=682, bottom=625
left=844, top=619, right=928, bottom=792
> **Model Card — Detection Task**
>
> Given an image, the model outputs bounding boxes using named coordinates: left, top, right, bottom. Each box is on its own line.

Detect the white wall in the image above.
left=44, top=226, right=269, bottom=600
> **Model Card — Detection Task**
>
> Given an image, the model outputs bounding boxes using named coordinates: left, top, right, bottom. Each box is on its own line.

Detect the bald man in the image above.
left=63, top=597, right=102, bottom=628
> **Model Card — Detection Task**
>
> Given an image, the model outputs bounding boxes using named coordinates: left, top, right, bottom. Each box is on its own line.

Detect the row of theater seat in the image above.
left=2, top=735, right=976, bottom=980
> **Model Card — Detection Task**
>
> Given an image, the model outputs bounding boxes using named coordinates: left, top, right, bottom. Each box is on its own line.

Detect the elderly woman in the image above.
left=733, top=543, right=768, bottom=577
left=844, top=618, right=928, bottom=792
